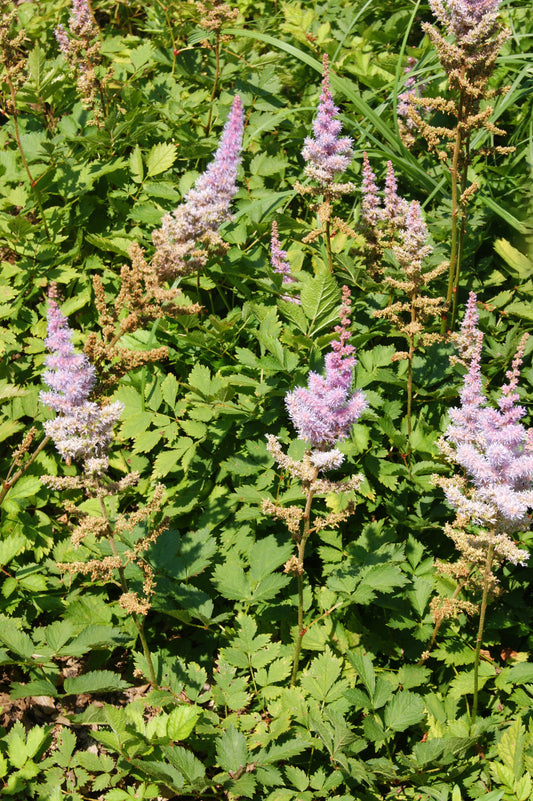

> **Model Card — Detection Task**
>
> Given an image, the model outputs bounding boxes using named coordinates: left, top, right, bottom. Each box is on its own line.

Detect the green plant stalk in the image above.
left=5, top=74, right=51, bottom=241
left=98, top=497, right=158, bottom=688
left=443, top=71, right=466, bottom=333
left=0, top=435, right=50, bottom=508
left=472, top=540, right=495, bottom=723
left=406, top=297, right=417, bottom=443
left=418, top=576, right=470, bottom=666
left=290, top=465, right=319, bottom=687
left=450, top=138, right=471, bottom=330
left=205, top=30, right=221, bottom=134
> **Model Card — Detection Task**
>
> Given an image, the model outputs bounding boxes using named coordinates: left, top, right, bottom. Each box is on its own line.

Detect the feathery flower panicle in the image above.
left=270, top=221, right=300, bottom=304
left=40, top=288, right=123, bottom=474
left=361, top=152, right=381, bottom=226
left=302, top=55, right=353, bottom=189
left=152, top=96, right=244, bottom=278
left=285, top=286, right=367, bottom=458
left=436, top=293, right=532, bottom=567
left=429, top=0, right=502, bottom=46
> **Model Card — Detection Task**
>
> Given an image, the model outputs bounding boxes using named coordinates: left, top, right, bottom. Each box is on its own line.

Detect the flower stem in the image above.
left=0, top=436, right=50, bottom=508
left=472, top=540, right=495, bottom=723
left=290, top=466, right=318, bottom=686
left=205, top=30, right=221, bottom=134
left=99, top=497, right=158, bottom=687
left=443, top=71, right=466, bottom=333
left=5, top=75, right=51, bottom=241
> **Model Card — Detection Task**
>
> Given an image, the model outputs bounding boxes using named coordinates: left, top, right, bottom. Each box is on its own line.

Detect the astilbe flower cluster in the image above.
left=40, top=287, right=123, bottom=475
left=397, top=57, right=428, bottom=148
left=54, top=0, right=105, bottom=124
left=84, top=243, right=202, bottom=388
left=361, top=154, right=446, bottom=352
left=434, top=293, right=531, bottom=603
left=152, top=95, right=244, bottom=279
left=301, top=54, right=354, bottom=195
left=270, top=221, right=300, bottom=304
left=285, top=286, right=367, bottom=467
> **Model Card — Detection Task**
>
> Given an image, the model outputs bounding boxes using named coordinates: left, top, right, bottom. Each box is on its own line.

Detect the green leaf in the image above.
left=212, top=560, right=251, bottom=602
left=161, top=744, right=206, bottom=784
left=0, top=533, right=26, bottom=567
left=45, top=620, right=75, bottom=654
left=167, top=705, right=200, bottom=741
left=63, top=671, right=130, bottom=695
left=146, top=143, right=177, bottom=177
left=494, top=238, right=531, bottom=278
left=497, top=718, right=526, bottom=780
left=348, top=651, right=375, bottom=698
left=0, top=623, right=34, bottom=659
left=10, top=679, right=58, bottom=699
left=300, top=271, right=339, bottom=335
left=249, top=536, right=292, bottom=583
left=129, top=144, right=144, bottom=183
left=384, top=690, right=425, bottom=731
left=216, top=725, right=248, bottom=773
left=300, top=650, right=348, bottom=704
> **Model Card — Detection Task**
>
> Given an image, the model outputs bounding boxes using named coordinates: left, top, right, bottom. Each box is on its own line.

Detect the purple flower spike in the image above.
left=40, top=287, right=123, bottom=474
left=440, top=294, right=533, bottom=551
left=429, top=0, right=502, bottom=46
left=153, top=95, right=244, bottom=277
left=302, top=54, right=353, bottom=187
left=361, top=152, right=381, bottom=225
left=270, top=221, right=300, bottom=304
left=285, top=286, right=367, bottom=448
left=40, top=292, right=96, bottom=414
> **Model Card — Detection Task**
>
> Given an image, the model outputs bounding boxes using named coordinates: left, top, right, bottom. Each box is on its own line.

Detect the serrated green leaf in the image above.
left=129, top=144, right=144, bottom=183
left=146, top=142, right=177, bottom=177
left=497, top=718, right=526, bottom=780
left=10, top=679, right=58, bottom=699
left=0, top=623, right=34, bottom=659
left=0, top=533, right=26, bottom=567
left=384, top=690, right=425, bottom=731
left=45, top=620, right=75, bottom=654
left=348, top=651, right=375, bottom=698
left=161, top=744, right=205, bottom=784
left=300, top=271, right=339, bottom=335
left=63, top=671, right=130, bottom=695
left=167, top=705, right=200, bottom=741
left=216, top=725, right=248, bottom=773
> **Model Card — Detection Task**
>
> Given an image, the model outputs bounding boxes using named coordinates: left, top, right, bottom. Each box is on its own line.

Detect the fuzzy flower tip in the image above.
left=285, top=286, right=367, bottom=450
left=40, top=289, right=123, bottom=473
left=270, top=221, right=300, bottom=304
left=429, top=0, right=502, bottom=46
left=152, top=95, right=244, bottom=277
left=440, top=293, right=533, bottom=557
left=302, top=54, right=353, bottom=187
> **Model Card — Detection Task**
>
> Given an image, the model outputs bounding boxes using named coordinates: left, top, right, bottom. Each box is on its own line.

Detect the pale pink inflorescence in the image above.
left=361, top=153, right=410, bottom=230
left=152, top=96, right=244, bottom=278
left=302, top=54, right=354, bottom=188
left=270, top=221, right=300, bottom=304
left=285, top=286, right=367, bottom=468
left=54, top=0, right=96, bottom=54
left=437, top=292, right=532, bottom=565
left=429, top=0, right=502, bottom=46
left=40, top=289, right=123, bottom=475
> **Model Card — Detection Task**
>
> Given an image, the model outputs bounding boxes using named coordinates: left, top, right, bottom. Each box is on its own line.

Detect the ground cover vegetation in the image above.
left=0, top=0, right=532, bottom=797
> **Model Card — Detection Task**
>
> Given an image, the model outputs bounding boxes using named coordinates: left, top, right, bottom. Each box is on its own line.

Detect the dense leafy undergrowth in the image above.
left=0, top=0, right=533, bottom=798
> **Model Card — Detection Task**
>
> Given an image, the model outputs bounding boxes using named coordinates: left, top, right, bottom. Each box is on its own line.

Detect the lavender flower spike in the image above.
left=285, top=286, right=367, bottom=458
left=270, top=221, right=300, bottom=304
left=361, top=152, right=381, bottom=226
left=40, top=287, right=123, bottom=474
left=437, top=293, right=533, bottom=565
left=302, top=54, right=353, bottom=188
left=153, top=95, right=244, bottom=278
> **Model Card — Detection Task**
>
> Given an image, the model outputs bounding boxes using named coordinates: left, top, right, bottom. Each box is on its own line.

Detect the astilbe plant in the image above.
left=263, top=287, right=366, bottom=684
left=361, top=155, right=447, bottom=441
left=427, top=293, right=532, bottom=720
left=298, top=54, right=355, bottom=273
left=196, top=0, right=239, bottom=133
left=405, top=0, right=512, bottom=330
left=270, top=220, right=300, bottom=304
left=84, top=243, right=202, bottom=388
left=55, top=0, right=107, bottom=126
left=152, top=95, right=244, bottom=280
left=40, top=288, right=164, bottom=687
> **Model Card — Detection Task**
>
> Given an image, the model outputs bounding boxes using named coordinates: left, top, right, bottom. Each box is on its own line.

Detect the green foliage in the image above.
left=0, top=0, right=531, bottom=798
